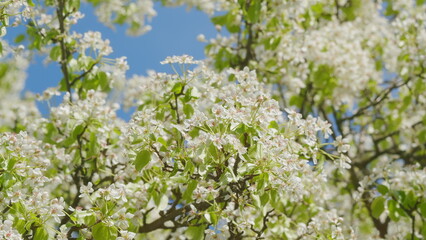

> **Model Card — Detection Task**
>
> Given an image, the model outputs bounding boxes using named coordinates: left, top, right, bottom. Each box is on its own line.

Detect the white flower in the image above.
left=49, top=197, right=66, bottom=223
left=316, top=118, right=333, bottom=139
left=79, top=182, right=94, bottom=198
left=334, top=136, right=350, bottom=153
left=285, top=108, right=302, bottom=124
left=57, top=225, right=68, bottom=240
left=160, top=55, right=201, bottom=65
left=197, top=34, right=207, bottom=42
left=205, top=228, right=228, bottom=240
left=79, top=31, right=112, bottom=56
left=117, top=230, right=136, bottom=240
left=112, top=208, right=134, bottom=229
left=0, top=220, right=22, bottom=240
left=338, top=154, right=351, bottom=169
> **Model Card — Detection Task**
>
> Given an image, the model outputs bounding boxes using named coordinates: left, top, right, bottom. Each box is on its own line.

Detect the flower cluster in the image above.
left=0, top=0, right=425, bottom=239
left=0, top=132, right=68, bottom=232
left=119, top=59, right=352, bottom=238
left=89, top=0, right=157, bottom=36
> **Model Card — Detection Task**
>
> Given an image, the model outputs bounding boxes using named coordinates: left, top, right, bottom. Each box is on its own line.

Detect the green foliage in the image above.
left=33, top=227, right=49, bottom=240
left=135, top=149, right=151, bottom=171
left=371, top=197, right=385, bottom=219
left=1, top=0, right=426, bottom=239
left=93, top=222, right=118, bottom=240
left=186, top=225, right=206, bottom=240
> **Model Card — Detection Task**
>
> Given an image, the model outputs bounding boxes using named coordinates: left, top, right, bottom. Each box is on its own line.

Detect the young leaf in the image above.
left=50, top=46, right=62, bottom=61
left=377, top=184, right=388, bottom=195
left=135, top=149, right=151, bottom=171
left=420, top=202, right=426, bottom=218
left=33, top=227, right=49, bottom=240
left=186, top=225, right=206, bottom=240
left=183, top=180, right=197, bottom=202
left=92, top=222, right=117, bottom=240
left=371, top=196, right=385, bottom=219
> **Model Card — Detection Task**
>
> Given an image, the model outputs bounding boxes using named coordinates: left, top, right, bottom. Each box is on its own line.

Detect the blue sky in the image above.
left=5, top=2, right=217, bottom=117
left=8, top=2, right=217, bottom=94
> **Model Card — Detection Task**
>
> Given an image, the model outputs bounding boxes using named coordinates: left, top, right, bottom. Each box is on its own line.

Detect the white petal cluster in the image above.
left=125, top=60, right=350, bottom=212
left=79, top=31, right=113, bottom=57
left=304, top=20, right=382, bottom=105
left=1, top=0, right=425, bottom=237
left=0, top=220, right=22, bottom=240
left=0, top=0, right=33, bottom=35
left=163, top=0, right=231, bottom=15
left=0, top=132, right=69, bottom=225
left=93, top=0, right=157, bottom=36
left=161, top=55, right=201, bottom=65
left=0, top=41, right=40, bottom=130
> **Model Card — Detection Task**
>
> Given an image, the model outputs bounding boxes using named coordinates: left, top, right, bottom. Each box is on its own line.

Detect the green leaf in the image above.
left=69, top=0, right=81, bottom=10
left=341, top=0, right=361, bottom=20
left=135, top=150, right=151, bottom=171
left=269, top=37, right=281, bottom=50
left=14, top=34, right=25, bottom=44
left=84, top=213, right=97, bottom=226
left=157, top=137, right=167, bottom=147
left=420, top=202, right=426, bottom=218
left=1, top=16, right=9, bottom=27
left=0, top=63, right=9, bottom=79
left=422, top=223, right=426, bottom=239
left=212, top=11, right=239, bottom=33
left=171, top=82, right=183, bottom=94
left=211, top=14, right=228, bottom=26
left=246, top=0, right=261, bottom=23
left=403, top=190, right=417, bottom=209
left=26, top=0, right=35, bottom=7
left=61, top=136, right=76, bottom=147
left=311, top=3, right=324, bottom=15
left=86, top=0, right=101, bottom=5
left=377, top=184, right=388, bottom=195
left=208, top=143, right=219, bottom=159
left=419, top=202, right=426, bottom=218
left=401, top=95, right=412, bottom=111
left=87, top=132, right=98, bottom=158
left=33, top=227, right=49, bottom=240
left=7, top=156, right=17, bottom=171
left=45, top=0, right=55, bottom=5
left=100, top=201, right=116, bottom=215
left=92, top=222, right=117, bottom=240
left=72, top=124, right=85, bottom=139
left=205, top=212, right=218, bottom=226
left=114, top=13, right=127, bottom=25
left=65, top=0, right=80, bottom=12
left=186, top=225, right=205, bottom=240
left=183, top=104, right=194, bottom=118
left=387, top=199, right=400, bottom=222
left=183, top=87, right=193, bottom=102
left=418, top=130, right=426, bottom=144
left=170, top=161, right=179, bottom=177
left=183, top=179, right=197, bottom=202
left=1, top=172, right=15, bottom=189
left=157, top=194, right=169, bottom=211
left=371, top=196, right=385, bottom=219
left=268, top=121, right=279, bottom=129
left=15, top=219, right=26, bottom=234
left=184, top=159, right=195, bottom=174
left=30, top=34, right=42, bottom=50
left=260, top=192, right=269, bottom=206
left=97, top=71, right=109, bottom=91
left=59, top=78, right=68, bottom=91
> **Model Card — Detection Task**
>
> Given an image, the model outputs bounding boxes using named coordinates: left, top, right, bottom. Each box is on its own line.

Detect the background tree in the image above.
left=0, top=0, right=425, bottom=239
